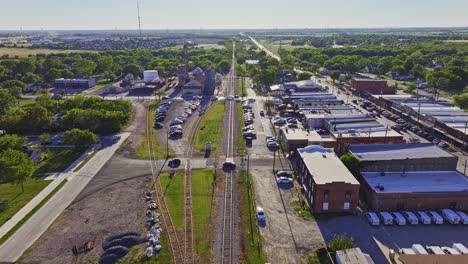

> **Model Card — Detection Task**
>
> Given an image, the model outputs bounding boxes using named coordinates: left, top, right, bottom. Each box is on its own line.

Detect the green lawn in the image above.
left=0, top=179, right=66, bottom=245
left=238, top=78, right=246, bottom=97
left=33, top=147, right=87, bottom=176
left=191, top=169, right=215, bottom=262
left=194, top=103, right=225, bottom=155
left=239, top=170, right=267, bottom=264
left=136, top=101, right=174, bottom=160
left=0, top=47, right=97, bottom=58
left=18, top=99, right=36, bottom=108
left=159, top=171, right=184, bottom=230
left=0, top=179, right=51, bottom=228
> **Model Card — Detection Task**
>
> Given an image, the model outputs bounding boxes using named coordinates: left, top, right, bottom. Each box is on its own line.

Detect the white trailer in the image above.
left=453, top=243, right=468, bottom=254
left=412, top=244, right=429, bottom=255
left=441, top=209, right=460, bottom=224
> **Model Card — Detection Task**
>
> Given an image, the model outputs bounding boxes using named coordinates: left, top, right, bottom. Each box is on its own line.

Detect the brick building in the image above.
left=349, top=143, right=468, bottom=211
left=349, top=143, right=457, bottom=172
left=296, top=145, right=360, bottom=214
left=349, top=79, right=395, bottom=95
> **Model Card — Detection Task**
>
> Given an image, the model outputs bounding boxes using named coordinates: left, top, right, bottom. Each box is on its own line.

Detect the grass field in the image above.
left=194, top=103, right=225, bottom=155
left=191, top=169, right=215, bottom=262
left=18, top=99, right=36, bottom=108
left=34, top=147, right=87, bottom=176
left=136, top=101, right=174, bottom=160
left=159, top=171, right=184, bottom=230
left=0, top=47, right=97, bottom=58
left=0, top=179, right=51, bottom=229
left=239, top=170, right=267, bottom=264
left=0, top=179, right=66, bottom=245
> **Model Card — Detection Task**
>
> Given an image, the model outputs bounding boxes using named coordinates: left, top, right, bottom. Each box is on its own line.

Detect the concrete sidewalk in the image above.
left=0, top=132, right=130, bottom=262
left=0, top=146, right=97, bottom=239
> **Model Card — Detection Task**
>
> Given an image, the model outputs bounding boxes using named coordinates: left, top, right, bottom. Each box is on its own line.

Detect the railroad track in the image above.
left=220, top=44, right=237, bottom=264
left=145, top=101, right=184, bottom=264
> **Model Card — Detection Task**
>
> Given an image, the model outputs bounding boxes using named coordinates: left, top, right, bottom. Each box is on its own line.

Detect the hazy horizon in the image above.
left=1, top=0, right=467, bottom=31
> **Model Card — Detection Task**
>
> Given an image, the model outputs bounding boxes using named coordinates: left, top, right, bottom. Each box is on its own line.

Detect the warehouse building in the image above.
left=349, top=143, right=468, bottom=211
left=279, top=128, right=335, bottom=152
left=296, top=145, right=360, bottom=214
left=349, top=143, right=457, bottom=172
left=349, top=78, right=395, bottom=95
left=54, top=78, right=96, bottom=90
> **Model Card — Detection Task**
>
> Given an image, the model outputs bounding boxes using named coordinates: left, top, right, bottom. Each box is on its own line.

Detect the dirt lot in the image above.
left=117, top=100, right=147, bottom=159
left=20, top=157, right=151, bottom=263
left=251, top=160, right=325, bottom=264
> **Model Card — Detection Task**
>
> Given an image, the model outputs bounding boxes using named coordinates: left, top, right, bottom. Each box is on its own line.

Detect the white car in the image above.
left=427, top=211, right=444, bottom=224
left=257, top=206, right=265, bottom=221
left=366, top=212, right=380, bottom=226
left=415, top=211, right=431, bottom=224
left=226, top=96, right=234, bottom=101
left=276, top=177, right=293, bottom=184
left=402, top=211, right=419, bottom=225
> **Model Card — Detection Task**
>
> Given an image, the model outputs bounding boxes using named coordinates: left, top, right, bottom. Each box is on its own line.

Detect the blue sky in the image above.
left=1, top=0, right=467, bottom=30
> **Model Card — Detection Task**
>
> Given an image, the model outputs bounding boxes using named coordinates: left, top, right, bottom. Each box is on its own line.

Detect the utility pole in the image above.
left=166, top=129, right=169, bottom=158
left=463, top=122, right=467, bottom=153
left=136, top=0, right=142, bottom=37
left=417, top=103, right=421, bottom=125
left=273, top=150, right=276, bottom=174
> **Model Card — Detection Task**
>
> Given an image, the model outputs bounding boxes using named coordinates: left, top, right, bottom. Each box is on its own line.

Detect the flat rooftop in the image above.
left=362, top=171, right=468, bottom=193
left=298, top=145, right=359, bottom=185
left=282, top=128, right=335, bottom=142
left=349, top=143, right=454, bottom=161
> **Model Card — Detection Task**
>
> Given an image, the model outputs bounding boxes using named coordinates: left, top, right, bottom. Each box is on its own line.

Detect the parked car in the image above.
left=260, top=110, right=265, bottom=116
left=441, top=247, right=460, bottom=255
left=441, top=209, right=460, bottom=224
left=402, top=211, right=419, bottom=225
left=452, top=243, right=468, bottom=254
left=366, top=212, right=380, bottom=226
left=427, top=211, right=444, bottom=224
left=415, top=211, right=432, bottom=225
left=276, top=177, right=293, bottom=184
left=243, top=131, right=257, bottom=139
left=226, top=95, right=233, bottom=100
left=154, top=122, right=164, bottom=129
left=379, top=212, right=394, bottom=225
left=256, top=206, right=265, bottom=221
left=392, top=212, right=406, bottom=225
left=276, top=171, right=292, bottom=178
left=456, top=211, right=468, bottom=225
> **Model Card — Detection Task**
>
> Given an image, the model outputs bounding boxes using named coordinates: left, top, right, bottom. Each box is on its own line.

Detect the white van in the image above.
left=402, top=211, right=419, bottom=225
left=441, top=247, right=460, bottom=255
left=455, top=211, right=468, bottom=225
left=441, top=209, right=460, bottom=224
left=453, top=243, right=468, bottom=255
left=426, top=246, right=445, bottom=255
left=392, top=212, right=406, bottom=226
left=412, top=244, right=429, bottom=255
left=366, top=212, right=380, bottom=226
left=426, top=211, right=444, bottom=224
left=415, top=211, right=431, bottom=225
left=400, top=248, right=416, bottom=255
left=379, top=212, right=394, bottom=225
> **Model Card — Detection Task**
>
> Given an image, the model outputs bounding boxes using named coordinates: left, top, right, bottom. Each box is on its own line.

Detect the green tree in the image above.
left=406, top=82, right=416, bottom=94
left=344, top=74, right=354, bottom=82
left=263, top=100, right=275, bottom=112
left=39, top=133, right=51, bottom=144
left=0, top=134, right=28, bottom=151
left=1, top=80, right=26, bottom=98
left=329, top=70, right=341, bottom=83
left=44, top=68, right=63, bottom=83
left=62, top=129, right=98, bottom=146
left=327, top=234, right=357, bottom=252
left=73, top=59, right=97, bottom=77
left=297, top=72, right=312, bottom=81
left=0, top=149, right=35, bottom=192
left=122, top=64, right=142, bottom=78
left=21, top=72, right=41, bottom=84
left=340, top=152, right=360, bottom=177
left=453, top=94, right=468, bottom=110
left=0, top=88, right=17, bottom=115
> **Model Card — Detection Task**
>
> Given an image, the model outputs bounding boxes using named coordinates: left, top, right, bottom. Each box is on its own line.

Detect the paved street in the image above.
left=0, top=132, right=130, bottom=262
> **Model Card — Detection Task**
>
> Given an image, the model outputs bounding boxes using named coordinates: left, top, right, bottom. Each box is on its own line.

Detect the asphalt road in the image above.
left=0, top=132, right=130, bottom=262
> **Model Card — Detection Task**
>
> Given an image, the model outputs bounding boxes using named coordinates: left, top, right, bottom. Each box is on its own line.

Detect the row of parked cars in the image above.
left=273, top=116, right=299, bottom=128
left=401, top=243, right=468, bottom=255
left=366, top=209, right=468, bottom=226
left=155, top=100, right=172, bottom=129
left=265, top=135, right=280, bottom=151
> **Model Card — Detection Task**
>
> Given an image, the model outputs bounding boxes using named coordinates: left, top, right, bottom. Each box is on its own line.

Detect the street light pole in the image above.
left=463, top=122, right=467, bottom=152
left=166, top=129, right=169, bottom=158
left=417, top=103, right=421, bottom=125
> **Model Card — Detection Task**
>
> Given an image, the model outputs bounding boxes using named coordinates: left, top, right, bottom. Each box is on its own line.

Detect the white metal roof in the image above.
left=362, top=171, right=468, bottom=193
left=349, top=143, right=454, bottom=161
left=298, top=145, right=359, bottom=185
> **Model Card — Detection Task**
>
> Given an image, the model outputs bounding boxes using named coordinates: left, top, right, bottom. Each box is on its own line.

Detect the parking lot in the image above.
left=317, top=214, right=468, bottom=263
